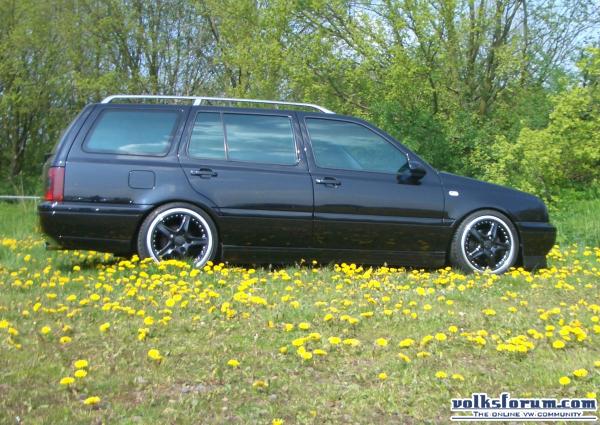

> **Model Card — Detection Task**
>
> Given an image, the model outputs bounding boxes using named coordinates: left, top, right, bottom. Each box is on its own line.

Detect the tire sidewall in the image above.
left=451, top=210, right=519, bottom=274
left=137, top=203, right=218, bottom=267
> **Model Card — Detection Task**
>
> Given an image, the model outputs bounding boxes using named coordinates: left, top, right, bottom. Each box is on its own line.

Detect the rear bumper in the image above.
left=38, top=201, right=152, bottom=254
left=516, top=221, right=557, bottom=270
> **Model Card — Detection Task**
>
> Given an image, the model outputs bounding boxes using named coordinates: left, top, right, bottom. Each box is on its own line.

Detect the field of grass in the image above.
left=0, top=201, right=599, bottom=424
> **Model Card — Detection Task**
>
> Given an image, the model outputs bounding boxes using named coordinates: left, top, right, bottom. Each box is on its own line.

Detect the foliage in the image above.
left=0, top=0, right=599, bottom=194
left=483, top=48, right=600, bottom=199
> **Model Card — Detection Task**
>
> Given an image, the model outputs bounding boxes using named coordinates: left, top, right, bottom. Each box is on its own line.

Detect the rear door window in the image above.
left=188, top=112, right=297, bottom=165
left=84, top=109, right=181, bottom=156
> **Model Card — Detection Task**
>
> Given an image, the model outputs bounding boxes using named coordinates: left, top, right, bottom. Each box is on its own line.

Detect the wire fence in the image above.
left=0, top=195, right=41, bottom=201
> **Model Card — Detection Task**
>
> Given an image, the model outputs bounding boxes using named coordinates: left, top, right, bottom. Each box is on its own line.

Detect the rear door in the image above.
left=300, top=115, right=447, bottom=261
left=178, top=108, right=313, bottom=248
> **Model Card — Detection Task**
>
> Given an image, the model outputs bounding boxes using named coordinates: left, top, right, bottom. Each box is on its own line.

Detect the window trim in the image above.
left=82, top=107, right=183, bottom=157
left=304, top=116, right=409, bottom=175
left=186, top=111, right=301, bottom=167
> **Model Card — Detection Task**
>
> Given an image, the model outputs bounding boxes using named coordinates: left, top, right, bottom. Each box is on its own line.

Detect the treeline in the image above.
left=0, top=0, right=599, bottom=199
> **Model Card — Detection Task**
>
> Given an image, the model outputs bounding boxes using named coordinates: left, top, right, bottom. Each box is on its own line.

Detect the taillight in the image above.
left=45, top=166, right=65, bottom=202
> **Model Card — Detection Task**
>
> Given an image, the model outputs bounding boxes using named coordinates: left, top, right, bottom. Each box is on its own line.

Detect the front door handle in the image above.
left=315, top=177, right=341, bottom=187
left=190, top=168, right=218, bottom=178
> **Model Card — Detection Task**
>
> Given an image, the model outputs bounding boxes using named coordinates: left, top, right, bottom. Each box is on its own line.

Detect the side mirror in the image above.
left=398, top=161, right=427, bottom=183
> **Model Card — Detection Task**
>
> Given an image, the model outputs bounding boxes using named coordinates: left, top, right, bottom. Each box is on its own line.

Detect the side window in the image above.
left=189, top=112, right=226, bottom=160
left=306, top=118, right=408, bottom=173
left=224, top=114, right=297, bottom=165
left=84, top=109, right=180, bottom=155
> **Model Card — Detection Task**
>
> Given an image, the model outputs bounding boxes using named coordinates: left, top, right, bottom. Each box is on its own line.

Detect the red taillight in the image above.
left=45, top=167, right=64, bottom=202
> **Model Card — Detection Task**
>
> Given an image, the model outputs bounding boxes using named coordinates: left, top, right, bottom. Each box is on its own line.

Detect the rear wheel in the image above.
left=137, top=203, right=218, bottom=267
left=450, top=210, right=519, bottom=274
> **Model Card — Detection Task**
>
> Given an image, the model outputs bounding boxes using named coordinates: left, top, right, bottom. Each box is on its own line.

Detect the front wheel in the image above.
left=450, top=210, right=519, bottom=274
left=137, top=203, right=218, bottom=268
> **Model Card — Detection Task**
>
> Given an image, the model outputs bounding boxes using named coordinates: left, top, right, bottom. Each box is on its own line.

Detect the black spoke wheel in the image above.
left=137, top=203, right=217, bottom=267
left=450, top=210, right=518, bottom=274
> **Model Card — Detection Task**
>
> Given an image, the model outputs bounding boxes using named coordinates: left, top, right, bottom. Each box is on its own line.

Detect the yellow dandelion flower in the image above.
left=59, top=336, right=72, bottom=344
left=559, top=376, right=571, bottom=385
left=573, top=369, right=588, bottom=378
left=328, top=336, right=341, bottom=345
left=398, top=353, right=411, bottom=363
left=435, top=371, right=448, bottom=379
left=147, top=348, right=163, bottom=362
left=227, top=359, right=240, bottom=368
left=60, top=376, right=75, bottom=386
left=73, top=359, right=88, bottom=369
left=74, top=369, right=87, bottom=379
left=451, top=373, right=465, bottom=381
left=40, top=326, right=52, bottom=335
left=375, top=338, right=388, bottom=347
left=552, top=340, right=565, bottom=349
left=99, top=322, right=110, bottom=332
left=313, top=349, right=327, bottom=356
left=378, top=372, right=388, bottom=380
left=298, top=322, right=311, bottom=330
left=83, top=396, right=101, bottom=405
left=435, top=333, right=447, bottom=341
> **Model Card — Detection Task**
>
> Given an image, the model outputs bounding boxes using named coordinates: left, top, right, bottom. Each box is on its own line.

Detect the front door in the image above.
left=179, top=109, right=313, bottom=249
left=300, top=116, right=447, bottom=263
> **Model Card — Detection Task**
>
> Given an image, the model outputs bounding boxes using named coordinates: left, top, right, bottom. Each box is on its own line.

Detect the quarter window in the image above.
left=306, top=118, right=407, bottom=173
left=84, top=109, right=180, bottom=155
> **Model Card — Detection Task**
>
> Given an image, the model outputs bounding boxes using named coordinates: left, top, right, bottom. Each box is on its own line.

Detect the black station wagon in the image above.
left=39, top=95, right=556, bottom=274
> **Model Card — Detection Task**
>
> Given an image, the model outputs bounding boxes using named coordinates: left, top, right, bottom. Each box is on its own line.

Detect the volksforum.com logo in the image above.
left=451, top=392, right=598, bottom=422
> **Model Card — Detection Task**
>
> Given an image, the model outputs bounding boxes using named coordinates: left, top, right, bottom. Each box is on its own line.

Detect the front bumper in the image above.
left=38, top=201, right=152, bottom=254
left=516, top=221, right=557, bottom=270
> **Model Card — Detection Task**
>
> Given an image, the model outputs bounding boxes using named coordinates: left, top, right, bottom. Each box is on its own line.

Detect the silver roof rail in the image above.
left=100, top=94, right=334, bottom=114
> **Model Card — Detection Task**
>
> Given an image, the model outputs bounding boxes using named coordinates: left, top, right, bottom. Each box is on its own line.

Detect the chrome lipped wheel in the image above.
left=460, top=215, right=516, bottom=273
left=145, top=207, right=214, bottom=267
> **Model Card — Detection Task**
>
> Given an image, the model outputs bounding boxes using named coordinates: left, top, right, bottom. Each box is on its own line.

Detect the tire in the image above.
left=449, top=209, right=519, bottom=274
left=137, top=202, right=218, bottom=268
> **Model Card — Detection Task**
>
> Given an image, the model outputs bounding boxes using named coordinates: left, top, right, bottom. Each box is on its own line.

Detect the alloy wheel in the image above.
left=146, top=208, right=213, bottom=267
left=460, top=215, right=515, bottom=273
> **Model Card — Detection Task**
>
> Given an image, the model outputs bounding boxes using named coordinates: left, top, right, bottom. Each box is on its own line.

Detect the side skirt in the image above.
left=221, top=245, right=446, bottom=268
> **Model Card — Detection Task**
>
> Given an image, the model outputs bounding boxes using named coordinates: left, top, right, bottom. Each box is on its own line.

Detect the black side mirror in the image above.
left=398, top=160, right=427, bottom=183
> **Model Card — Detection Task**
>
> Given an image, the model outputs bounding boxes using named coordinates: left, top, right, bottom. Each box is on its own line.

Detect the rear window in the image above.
left=188, top=112, right=297, bottom=165
left=84, top=109, right=180, bottom=156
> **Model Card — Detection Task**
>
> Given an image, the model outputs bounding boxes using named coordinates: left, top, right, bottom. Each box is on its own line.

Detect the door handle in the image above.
left=190, top=168, right=218, bottom=178
left=315, top=177, right=341, bottom=187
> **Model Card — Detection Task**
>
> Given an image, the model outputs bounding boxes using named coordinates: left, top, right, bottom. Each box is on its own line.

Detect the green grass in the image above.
left=0, top=200, right=599, bottom=424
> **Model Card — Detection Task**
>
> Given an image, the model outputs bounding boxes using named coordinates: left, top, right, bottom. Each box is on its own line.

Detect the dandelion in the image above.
left=552, top=340, right=565, bottom=349
left=279, top=346, right=288, bottom=354
left=448, top=325, right=458, bottom=333
left=227, top=359, right=240, bottom=368
left=328, top=336, right=341, bottom=345
left=83, top=396, right=101, bottom=405
left=60, top=336, right=72, bottom=345
left=99, top=322, right=110, bottom=332
left=375, top=338, right=388, bottom=347
left=59, top=377, right=75, bottom=386
left=451, top=373, right=465, bottom=381
left=586, top=392, right=596, bottom=400
left=398, top=353, right=411, bottom=363
left=298, top=322, right=311, bottom=330
left=313, top=349, right=327, bottom=356
left=272, top=419, right=284, bottom=425
left=378, top=372, right=388, bottom=380
left=252, top=380, right=269, bottom=389
left=73, top=359, right=88, bottom=369
left=435, top=371, right=448, bottom=379
left=40, top=326, right=52, bottom=335
left=573, top=369, right=588, bottom=378
left=74, top=369, right=87, bottom=379
left=559, top=376, right=571, bottom=386
left=147, top=348, right=163, bottom=362
left=398, top=338, right=415, bottom=348
left=435, top=333, right=447, bottom=341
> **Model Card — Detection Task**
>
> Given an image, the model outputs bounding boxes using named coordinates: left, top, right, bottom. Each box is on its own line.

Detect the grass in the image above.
left=0, top=200, right=598, bottom=424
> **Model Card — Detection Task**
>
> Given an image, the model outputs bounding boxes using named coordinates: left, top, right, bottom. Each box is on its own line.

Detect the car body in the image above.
left=38, top=95, right=556, bottom=273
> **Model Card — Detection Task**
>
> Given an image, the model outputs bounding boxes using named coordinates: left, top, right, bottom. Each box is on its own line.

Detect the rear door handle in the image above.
left=315, top=177, right=341, bottom=187
left=190, top=168, right=218, bottom=178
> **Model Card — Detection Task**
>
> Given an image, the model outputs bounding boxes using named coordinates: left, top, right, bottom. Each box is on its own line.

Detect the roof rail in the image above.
left=100, top=95, right=334, bottom=114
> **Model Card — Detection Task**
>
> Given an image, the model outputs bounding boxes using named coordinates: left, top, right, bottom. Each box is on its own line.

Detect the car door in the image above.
left=178, top=108, right=313, bottom=248
left=300, top=115, right=448, bottom=262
